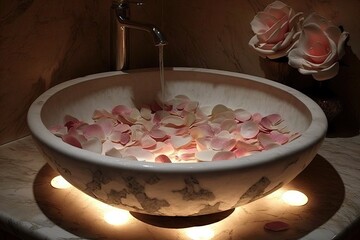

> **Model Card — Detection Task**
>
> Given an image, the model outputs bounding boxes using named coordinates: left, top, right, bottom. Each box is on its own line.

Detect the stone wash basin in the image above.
left=27, top=68, right=327, bottom=216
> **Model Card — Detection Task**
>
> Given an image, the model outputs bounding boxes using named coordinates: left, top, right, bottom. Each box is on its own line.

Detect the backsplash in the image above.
left=1, top=0, right=359, bottom=145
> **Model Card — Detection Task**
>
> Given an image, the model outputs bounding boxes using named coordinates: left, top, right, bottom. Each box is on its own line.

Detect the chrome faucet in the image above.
left=111, top=0, right=167, bottom=70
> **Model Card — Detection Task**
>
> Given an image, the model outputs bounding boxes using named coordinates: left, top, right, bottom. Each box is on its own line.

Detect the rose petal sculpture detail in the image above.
left=288, top=13, right=350, bottom=80
left=249, top=1, right=304, bottom=59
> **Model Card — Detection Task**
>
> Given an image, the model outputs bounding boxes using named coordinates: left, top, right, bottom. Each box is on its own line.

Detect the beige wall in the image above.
left=1, top=0, right=359, bottom=144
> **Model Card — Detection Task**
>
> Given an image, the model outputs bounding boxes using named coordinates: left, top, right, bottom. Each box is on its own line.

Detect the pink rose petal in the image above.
left=149, top=127, right=168, bottom=140
left=161, top=115, right=185, bottom=127
left=212, top=151, right=236, bottom=161
left=83, top=124, right=106, bottom=141
left=82, top=138, right=102, bottom=154
left=234, top=109, right=252, bottom=122
left=169, top=135, right=193, bottom=149
left=62, top=134, right=82, bottom=148
left=210, top=137, right=236, bottom=151
left=155, top=154, right=172, bottom=163
left=140, top=135, right=157, bottom=149
left=124, top=146, right=154, bottom=162
left=195, top=150, right=218, bottom=162
left=105, top=148, right=123, bottom=158
left=240, top=121, right=260, bottom=139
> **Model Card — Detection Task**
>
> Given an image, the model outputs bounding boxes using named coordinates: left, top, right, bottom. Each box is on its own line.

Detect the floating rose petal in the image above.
left=105, top=148, right=123, bottom=158
left=153, top=110, right=170, bottom=124
left=184, top=101, right=199, bottom=112
left=113, top=123, right=130, bottom=133
left=136, top=118, right=154, bottom=131
left=258, top=132, right=280, bottom=149
left=240, top=121, right=260, bottom=139
left=82, top=138, right=102, bottom=154
left=175, top=126, right=190, bottom=136
left=83, top=124, right=106, bottom=141
left=112, top=105, right=132, bottom=116
left=149, top=127, right=168, bottom=140
left=155, top=154, right=172, bottom=163
left=184, top=112, right=196, bottom=126
left=195, top=150, right=218, bottom=162
left=140, top=135, right=157, bottom=149
left=220, top=119, right=237, bottom=132
left=234, top=109, right=252, bottom=122
left=64, top=115, right=80, bottom=124
left=92, top=109, right=113, bottom=120
left=161, top=115, right=185, bottom=127
left=236, top=140, right=260, bottom=152
left=210, top=137, right=236, bottom=151
left=289, top=132, right=301, bottom=142
left=96, top=118, right=115, bottom=136
left=212, top=104, right=229, bottom=115
left=269, top=131, right=289, bottom=144
left=62, top=134, right=82, bottom=148
left=211, top=110, right=235, bottom=123
left=109, top=131, right=130, bottom=145
left=140, top=107, right=152, bottom=120
left=199, top=106, right=212, bottom=116
left=169, top=135, right=193, bottom=149
left=195, top=137, right=211, bottom=151
left=124, top=146, right=154, bottom=162
left=49, top=125, right=67, bottom=136
left=190, top=124, right=213, bottom=139
left=212, top=151, right=236, bottom=161
left=177, top=148, right=197, bottom=161
left=102, top=140, right=123, bottom=154
left=233, top=148, right=253, bottom=158
left=151, top=142, right=175, bottom=156
left=252, top=113, right=263, bottom=123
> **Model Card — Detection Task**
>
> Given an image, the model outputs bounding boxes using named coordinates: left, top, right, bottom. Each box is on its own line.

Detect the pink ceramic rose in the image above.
left=288, top=13, right=349, bottom=80
left=249, top=1, right=303, bottom=59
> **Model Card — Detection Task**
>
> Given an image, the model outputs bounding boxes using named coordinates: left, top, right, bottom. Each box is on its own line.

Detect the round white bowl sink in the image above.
left=27, top=68, right=327, bottom=216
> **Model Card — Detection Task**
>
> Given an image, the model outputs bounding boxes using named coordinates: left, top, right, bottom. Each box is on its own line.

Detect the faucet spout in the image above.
left=115, top=13, right=167, bottom=46
left=111, top=1, right=167, bottom=70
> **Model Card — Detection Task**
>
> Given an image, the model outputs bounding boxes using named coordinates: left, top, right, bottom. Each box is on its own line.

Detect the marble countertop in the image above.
left=0, top=134, right=359, bottom=240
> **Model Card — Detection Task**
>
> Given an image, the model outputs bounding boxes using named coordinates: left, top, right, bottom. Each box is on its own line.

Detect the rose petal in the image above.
left=195, top=150, right=218, bottom=162
left=155, top=154, right=172, bottom=163
left=105, top=148, right=123, bottom=158
left=240, top=121, right=259, bottom=139
left=210, top=137, right=236, bottom=151
left=62, top=134, right=82, bottom=148
left=140, top=135, right=157, bottom=149
left=124, top=146, right=154, bottom=161
left=82, top=138, right=102, bottom=153
left=234, top=109, right=252, bottom=122
left=190, top=124, right=214, bottom=139
left=140, top=107, right=152, bottom=120
left=220, top=119, right=237, bottom=132
left=83, top=124, right=105, bottom=140
left=169, top=135, right=193, bottom=149
left=113, top=123, right=131, bottom=133
left=212, top=151, right=236, bottom=161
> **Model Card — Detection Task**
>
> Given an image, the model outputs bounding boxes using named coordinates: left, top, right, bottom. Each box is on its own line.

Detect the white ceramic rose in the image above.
left=249, top=1, right=303, bottom=59
left=288, top=13, right=349, bottom=81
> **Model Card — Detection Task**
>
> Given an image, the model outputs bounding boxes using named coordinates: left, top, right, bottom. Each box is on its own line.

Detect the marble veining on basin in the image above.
left=27, top=68, right=327, bottom=216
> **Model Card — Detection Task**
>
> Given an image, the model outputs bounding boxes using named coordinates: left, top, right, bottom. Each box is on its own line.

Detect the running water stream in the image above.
left=159, top=45, right=165, bottom=107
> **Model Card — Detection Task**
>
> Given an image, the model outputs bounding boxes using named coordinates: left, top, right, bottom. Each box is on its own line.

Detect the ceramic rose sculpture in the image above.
left=288, top=13, right=349, bottom=80
left=249, top=1, right=349, bottom=81
left=249, top=1, right=304, bottom=59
